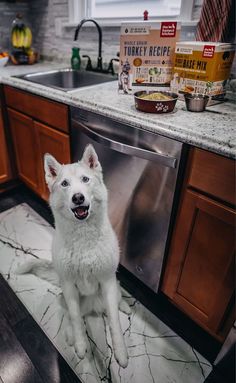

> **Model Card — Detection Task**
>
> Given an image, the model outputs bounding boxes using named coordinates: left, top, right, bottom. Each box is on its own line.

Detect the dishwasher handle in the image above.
left=75, top=121, right=178, bottom=169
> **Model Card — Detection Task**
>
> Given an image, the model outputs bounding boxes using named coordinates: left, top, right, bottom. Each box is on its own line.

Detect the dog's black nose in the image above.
left=72, top=193, right=85, bottom=205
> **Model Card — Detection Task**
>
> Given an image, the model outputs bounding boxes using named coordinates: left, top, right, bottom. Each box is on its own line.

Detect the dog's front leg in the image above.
left=100, top=277, right=128, bottom=368
left=62, top=280, right=87, bottom=358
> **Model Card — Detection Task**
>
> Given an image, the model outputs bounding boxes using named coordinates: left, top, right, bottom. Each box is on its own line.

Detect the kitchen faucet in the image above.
left=74, top=18, right=103, bottom=72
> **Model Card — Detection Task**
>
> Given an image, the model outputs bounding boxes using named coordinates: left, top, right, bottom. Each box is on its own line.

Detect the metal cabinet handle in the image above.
left=75, top=120, right=178, bottom=168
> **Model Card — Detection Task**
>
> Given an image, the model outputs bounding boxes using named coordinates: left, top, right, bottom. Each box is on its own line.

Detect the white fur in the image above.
left=21, top=145, right=130, bottom=367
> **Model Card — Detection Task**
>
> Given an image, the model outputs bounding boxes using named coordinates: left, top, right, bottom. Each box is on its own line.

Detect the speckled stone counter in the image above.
left=1, top=63, right=235, bottom=159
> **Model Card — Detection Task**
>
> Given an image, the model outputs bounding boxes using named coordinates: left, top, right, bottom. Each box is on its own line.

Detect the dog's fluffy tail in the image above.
left=16, top=259, right=60, bottom=287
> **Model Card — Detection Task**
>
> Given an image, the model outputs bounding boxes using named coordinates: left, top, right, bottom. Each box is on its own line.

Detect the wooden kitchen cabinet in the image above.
left=8, top=108, right=39, bottom=192
left=0, top=107, right=12, bottom=185
left=35, top=121, right=71, bottom=200
left=162, top=148, right=235, bottom=341
left=5, top=86, right=71, bottom=200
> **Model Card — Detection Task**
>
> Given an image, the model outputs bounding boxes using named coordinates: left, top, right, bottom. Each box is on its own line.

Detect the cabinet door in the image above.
left=8, top=108, right=39, bottom=192
left=0, top=108, right=12, bottom=184
left=162, top=189, right=235, bottom=338
left=34, top=121, right=71, bottom=200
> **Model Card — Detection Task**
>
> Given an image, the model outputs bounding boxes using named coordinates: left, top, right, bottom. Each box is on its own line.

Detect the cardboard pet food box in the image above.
left=119, top=21, right=181, bottom=94
left=170, top=41, right=235, bottom=99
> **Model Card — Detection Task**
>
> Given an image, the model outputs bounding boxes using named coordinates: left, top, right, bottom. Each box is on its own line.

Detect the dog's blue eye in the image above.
left=61, top=180, right=69, bottom=187
left=81, top=176, right=90, bottom=183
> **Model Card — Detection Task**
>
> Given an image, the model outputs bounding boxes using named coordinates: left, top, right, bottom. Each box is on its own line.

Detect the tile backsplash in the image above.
left=0, top=0, right=198, bottom=67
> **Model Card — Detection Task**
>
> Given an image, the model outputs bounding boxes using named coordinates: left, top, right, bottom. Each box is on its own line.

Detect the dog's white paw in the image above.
left=74, top=340, right=87, bottom=359
left=114, top=345, right=129, bottom=368
left=64, top=326, right=74, bottom=346
left=119, top=300, right=132, bottom=315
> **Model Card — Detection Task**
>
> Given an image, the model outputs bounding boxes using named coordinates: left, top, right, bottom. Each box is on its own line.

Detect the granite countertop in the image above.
left=1, top=62, right=235, bottom=159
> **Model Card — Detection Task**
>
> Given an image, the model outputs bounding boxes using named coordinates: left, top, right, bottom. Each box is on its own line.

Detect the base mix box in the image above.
left=170, top=41, right=235, bottom=98
left=118, top=21, right=181, bottom=93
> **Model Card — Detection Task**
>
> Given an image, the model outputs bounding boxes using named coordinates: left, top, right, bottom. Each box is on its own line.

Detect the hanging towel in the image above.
left=196, top=0, right=234, bottom=42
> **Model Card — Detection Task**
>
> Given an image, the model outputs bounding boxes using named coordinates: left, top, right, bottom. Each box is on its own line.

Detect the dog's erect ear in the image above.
left=44, top=153, right=62, bottom=190
left=81, top=144, right=101, bottom=170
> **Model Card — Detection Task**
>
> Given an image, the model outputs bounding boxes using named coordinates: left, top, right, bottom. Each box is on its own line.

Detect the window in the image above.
left=68, top=0, right=198, bottom=25
left=90, top=0, right=181, bottom=19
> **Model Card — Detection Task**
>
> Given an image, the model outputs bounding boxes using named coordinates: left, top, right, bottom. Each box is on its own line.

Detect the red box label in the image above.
left=160, top=22, right=177, bottom=37
left=202, top=45, right=215, bottom=58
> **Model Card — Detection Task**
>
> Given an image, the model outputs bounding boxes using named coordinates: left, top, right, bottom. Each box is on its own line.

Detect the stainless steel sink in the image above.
left=16, top=68, right=116, bottom=91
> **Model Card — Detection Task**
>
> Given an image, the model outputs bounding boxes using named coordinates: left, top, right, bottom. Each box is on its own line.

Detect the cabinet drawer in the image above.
left=4, top=85, right=69, bottom=133
left=188, top=148, right=235, bottom=206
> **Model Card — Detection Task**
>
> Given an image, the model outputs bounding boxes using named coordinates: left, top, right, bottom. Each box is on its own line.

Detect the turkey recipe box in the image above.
left=119, top=21, right=181, bottom=93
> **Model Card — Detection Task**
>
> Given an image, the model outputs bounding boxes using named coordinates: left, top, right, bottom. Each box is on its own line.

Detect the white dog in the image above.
left=18, top=144, right=130, bottom=368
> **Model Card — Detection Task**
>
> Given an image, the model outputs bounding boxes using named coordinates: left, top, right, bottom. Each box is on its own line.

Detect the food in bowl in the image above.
left=0, top=51, right=8, bottom=58
left=134, top=91, right=178, bottom=113
left=138, top=92, right=173, bottom=101
left=0, top=51, right=9, bottom=67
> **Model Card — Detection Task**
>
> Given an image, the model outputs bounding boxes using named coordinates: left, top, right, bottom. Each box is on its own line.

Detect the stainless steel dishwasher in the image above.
left=71, top=107, right=184, bottom=292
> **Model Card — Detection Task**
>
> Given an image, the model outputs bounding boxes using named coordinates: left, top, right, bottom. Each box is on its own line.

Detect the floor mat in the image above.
left=0, top=203, right=212, bottom=383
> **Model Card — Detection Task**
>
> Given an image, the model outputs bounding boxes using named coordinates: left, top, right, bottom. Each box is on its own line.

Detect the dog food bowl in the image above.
left=184, top=93, right=209, bottom=112
left=134, top=91, right=178, bottom=114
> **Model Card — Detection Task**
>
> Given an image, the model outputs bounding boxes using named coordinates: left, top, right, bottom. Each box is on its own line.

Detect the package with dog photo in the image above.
left=118, top=21, right=181, bottom=94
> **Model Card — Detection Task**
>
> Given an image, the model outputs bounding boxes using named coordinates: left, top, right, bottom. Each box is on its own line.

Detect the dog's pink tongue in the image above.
left=76, top=207, right=86, bottom=217
left=75, top=207, right=87, bottom=218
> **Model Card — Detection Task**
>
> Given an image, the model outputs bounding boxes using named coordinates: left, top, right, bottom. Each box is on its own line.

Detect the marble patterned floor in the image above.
left=0, top=203, right=212, bottom=383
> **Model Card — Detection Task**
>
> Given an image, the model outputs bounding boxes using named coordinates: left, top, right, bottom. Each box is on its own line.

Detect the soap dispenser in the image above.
left=71, top=47, right=81, bottom=70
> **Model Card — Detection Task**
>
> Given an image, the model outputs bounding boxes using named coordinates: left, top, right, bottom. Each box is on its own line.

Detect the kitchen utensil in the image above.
left=184, top=93, right=209, bottom=112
